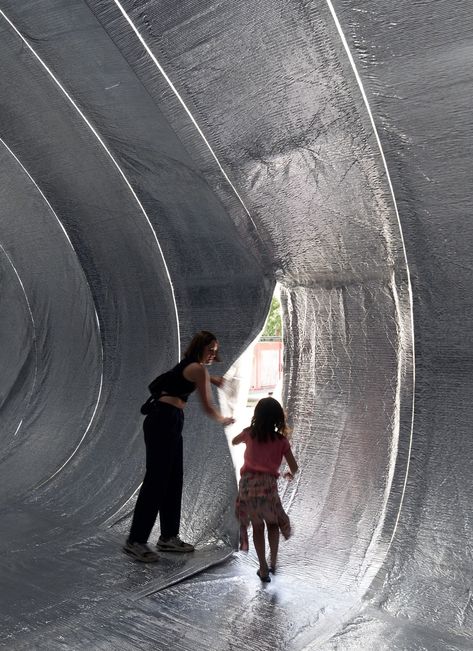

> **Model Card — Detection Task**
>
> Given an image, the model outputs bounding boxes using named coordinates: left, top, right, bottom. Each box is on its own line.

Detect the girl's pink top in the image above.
left=239, top=427, right=290, bottom=477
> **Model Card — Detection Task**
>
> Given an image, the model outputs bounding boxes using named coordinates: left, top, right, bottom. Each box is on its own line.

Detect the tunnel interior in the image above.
left=0, top=1, right=472, bottom=650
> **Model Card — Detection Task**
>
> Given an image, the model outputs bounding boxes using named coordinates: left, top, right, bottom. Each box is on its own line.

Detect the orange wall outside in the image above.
left=250, top=340, right=283, bottom=391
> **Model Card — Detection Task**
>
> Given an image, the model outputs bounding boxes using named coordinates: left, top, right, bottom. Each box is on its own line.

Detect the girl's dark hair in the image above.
left=183, top=330, right=221, bottom=362
left=250, top=397, right=289, bottom=443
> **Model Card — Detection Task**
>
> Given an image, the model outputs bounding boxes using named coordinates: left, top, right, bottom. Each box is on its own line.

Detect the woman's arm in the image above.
left=186, top=363, right=234, bottom=426
left=209, top=375, right=225, bottom=388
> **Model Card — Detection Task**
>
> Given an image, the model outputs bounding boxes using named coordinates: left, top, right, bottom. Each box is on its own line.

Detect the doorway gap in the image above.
left=220, top=283, right=283, bottom=477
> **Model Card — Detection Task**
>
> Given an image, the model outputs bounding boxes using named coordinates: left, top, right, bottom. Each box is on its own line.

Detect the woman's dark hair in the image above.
left=250, top=397, right=289, bottom=443
left=183, top=330, right=221, bottom=362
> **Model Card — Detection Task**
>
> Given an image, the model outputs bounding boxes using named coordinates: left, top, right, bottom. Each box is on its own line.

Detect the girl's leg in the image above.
left=267, top=523, right=279, bottom=571
left=252, top=522, right=269, bottom=576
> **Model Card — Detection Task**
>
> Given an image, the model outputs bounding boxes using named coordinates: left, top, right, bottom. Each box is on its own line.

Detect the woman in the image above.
left=123, top=331, right=235, bottom=562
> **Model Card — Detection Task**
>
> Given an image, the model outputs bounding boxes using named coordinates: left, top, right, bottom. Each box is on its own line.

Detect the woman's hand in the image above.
left=283, top=471, right=294, bottom=481
left=210, top=375, right=225, bottom=389
left=186, top=364, right=234, bottom=425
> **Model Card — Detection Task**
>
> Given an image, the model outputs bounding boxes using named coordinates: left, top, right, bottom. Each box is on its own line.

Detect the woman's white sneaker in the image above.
left=123, top=540, right=160, bottom=562
left=156, top=536, right=194, bottom=552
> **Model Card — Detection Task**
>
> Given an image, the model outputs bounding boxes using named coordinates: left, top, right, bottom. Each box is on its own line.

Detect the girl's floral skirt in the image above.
left=235, top=471, right=291, bottom=551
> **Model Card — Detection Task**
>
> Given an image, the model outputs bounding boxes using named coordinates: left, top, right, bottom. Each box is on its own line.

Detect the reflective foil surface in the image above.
left=0, top=1, right=471, bottom=649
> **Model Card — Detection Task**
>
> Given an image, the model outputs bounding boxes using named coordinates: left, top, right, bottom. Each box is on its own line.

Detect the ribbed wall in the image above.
left=0, top=2, right=470, bottom=649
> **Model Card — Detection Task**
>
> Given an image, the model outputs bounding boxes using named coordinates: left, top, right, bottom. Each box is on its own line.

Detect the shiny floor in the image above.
left=0, top=508, right=358, bottom=651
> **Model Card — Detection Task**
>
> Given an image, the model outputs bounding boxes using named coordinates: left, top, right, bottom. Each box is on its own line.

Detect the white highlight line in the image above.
left=1, top=138, right=86, bottom=267
left=0, top=137, right=105, bottom=486
left=324, top=0, right=416, bottom=549
left=0, top=10, right=181, bottom=489
left=36, top=312, right=104, bottom=488
left=111, top=0, right=260, bottom=234
left=0, top=8, right=181, bottom=358
left=0, top=241, right=37, bottom=439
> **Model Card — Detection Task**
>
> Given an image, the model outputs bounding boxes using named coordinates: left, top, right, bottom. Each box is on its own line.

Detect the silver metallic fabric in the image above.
left=0, top=1, right=471, bottom=649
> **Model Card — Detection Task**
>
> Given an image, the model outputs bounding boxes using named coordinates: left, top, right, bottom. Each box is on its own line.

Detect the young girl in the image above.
left=232, top=397, right=298, bottom=582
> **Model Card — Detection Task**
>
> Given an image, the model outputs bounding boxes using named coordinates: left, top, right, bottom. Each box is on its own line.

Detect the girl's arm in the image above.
left=283, top=448, right=298, bottom=480
left=232, top=431, right=246, bottom=445
left=186, top=363, right=234, bottom=426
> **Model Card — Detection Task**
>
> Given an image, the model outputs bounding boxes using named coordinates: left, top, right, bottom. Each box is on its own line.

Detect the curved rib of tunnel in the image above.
left=0, top=2, right=471, bottom=650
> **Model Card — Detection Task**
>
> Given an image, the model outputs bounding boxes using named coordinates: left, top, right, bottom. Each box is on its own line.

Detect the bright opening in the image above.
left=220, top=284, right=283, bottom=477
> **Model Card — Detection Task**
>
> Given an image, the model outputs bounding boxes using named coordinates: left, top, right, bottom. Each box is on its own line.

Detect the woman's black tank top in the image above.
left=159, top=357, right=196, bottom=402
